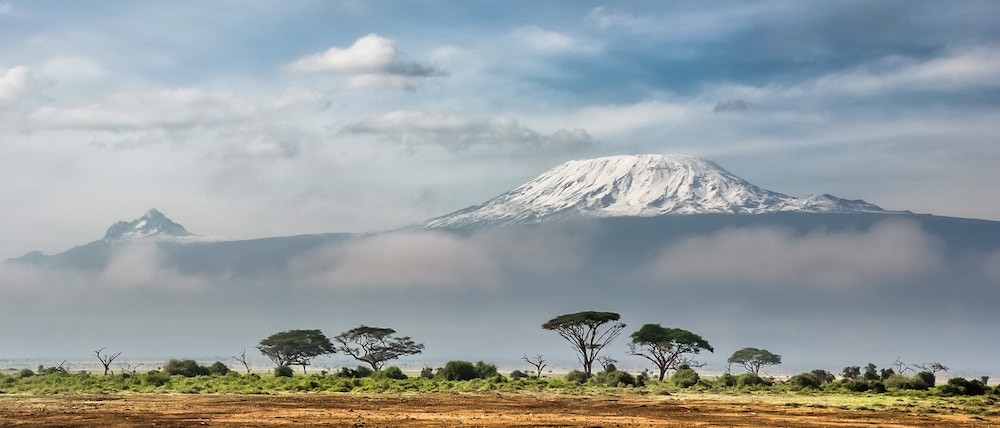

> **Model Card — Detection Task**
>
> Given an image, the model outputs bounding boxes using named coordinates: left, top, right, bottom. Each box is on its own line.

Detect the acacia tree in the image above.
left=542, top=311, right=625, bottom=378
left=257, top=329, right=334, bottom=374
left=334, top=326, right=424, bottom=371
left=522, top=354, right=547, bottom=378
left=628, top=324, right=714, bottom=381
left=727, top=347, right=781, bottom=375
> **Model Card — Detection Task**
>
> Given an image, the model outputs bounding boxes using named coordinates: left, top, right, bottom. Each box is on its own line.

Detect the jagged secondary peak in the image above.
left=422, top=154, right=892, bottom=228
left=102, top=208, right=193, bottom=242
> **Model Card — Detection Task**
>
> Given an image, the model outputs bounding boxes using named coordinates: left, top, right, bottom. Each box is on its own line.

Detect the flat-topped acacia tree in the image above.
left=727, top=347, right=782, bottom=375
left=628, top=324, right=714, bottom=381
left=334, top=326, right=424, bottom=371
left=257, top=329, right=335, bottom=374
left=542, top=311, right=625, bottom=378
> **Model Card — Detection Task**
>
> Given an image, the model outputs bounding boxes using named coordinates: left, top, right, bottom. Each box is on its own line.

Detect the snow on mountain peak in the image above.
left=423, top=154, right=893, bottom=228
left=102, top=208, right=193, bottom=242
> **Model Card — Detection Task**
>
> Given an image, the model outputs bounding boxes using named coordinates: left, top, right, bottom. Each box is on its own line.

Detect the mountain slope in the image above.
left=423, top=154, right=897, bottom=228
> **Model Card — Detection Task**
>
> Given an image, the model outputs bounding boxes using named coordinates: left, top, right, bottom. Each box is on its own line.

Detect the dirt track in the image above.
left=1, top=393, right=997, bottom=427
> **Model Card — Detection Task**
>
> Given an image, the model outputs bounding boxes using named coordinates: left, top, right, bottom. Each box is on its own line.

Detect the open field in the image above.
left=1, top=392, right=998, bottom=427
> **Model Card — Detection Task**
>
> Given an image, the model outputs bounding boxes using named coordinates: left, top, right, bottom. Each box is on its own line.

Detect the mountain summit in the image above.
left=423, top=154, right=894, bottom=228
left=102, top=208, right=193, bottom=242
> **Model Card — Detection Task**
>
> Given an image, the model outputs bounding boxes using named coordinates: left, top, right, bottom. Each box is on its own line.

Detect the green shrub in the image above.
left=838, top=379, right=868, bottom=392
left=474, top=361, right=498, bottom=379
left=594, top=368, right=636, bottom=387
left=940, top=377, right=987, bottom=396
left=672, top=368, right=700, bottom=388
left=438, top=361, right=477, bottom=381
left=885, top=374, right=930, bottom=390
left=565, top=370, right=588, bottom=383
left=274, top=366, right=294, bottom=378
left=510, top=370, right=528, bottom=380
left=141, top=370, right=170, bottom=387
left=869, top=381, right=886, bottom=393
left=735, top=372, right=768, bottom=387
left=789, top=372, right=822, bottom=390
left=717, top=373, right=736, bottom=387
left=635, top=370, right=649, bottom=387
left=379, top=366, right=407, bottom=380
left=915, top=371, right=935, bottom=387
left=162, top=359, right=209, bottom=377
left=208, top=362, right=230, bottom=376
left=37, top=366, right=68, bottom=376
left=339, top=366, right=374, bottom=378
left=810, top=369, right=835, bottom=384
left=17, top=369, right=34, bottom=378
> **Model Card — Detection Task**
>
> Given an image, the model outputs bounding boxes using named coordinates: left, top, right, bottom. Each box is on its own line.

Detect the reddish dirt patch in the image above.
left=0, top=393, right=996, bottom=427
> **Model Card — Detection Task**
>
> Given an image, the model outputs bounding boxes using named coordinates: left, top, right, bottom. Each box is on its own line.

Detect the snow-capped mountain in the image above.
left=102, top=208, right=194, bottom=242
left=423, top=154, right=897, bottom=228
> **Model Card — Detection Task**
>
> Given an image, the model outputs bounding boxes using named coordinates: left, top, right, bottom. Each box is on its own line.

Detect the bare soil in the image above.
left=1, top=393, right=997, bottom=427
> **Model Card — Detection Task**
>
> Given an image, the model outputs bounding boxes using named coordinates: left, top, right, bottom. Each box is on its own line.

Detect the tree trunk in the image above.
left=658, top=366, right=667, bottom=382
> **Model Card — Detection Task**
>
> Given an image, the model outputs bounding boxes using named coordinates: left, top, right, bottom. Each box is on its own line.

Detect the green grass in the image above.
left=1, top=369, right=998, bottom=417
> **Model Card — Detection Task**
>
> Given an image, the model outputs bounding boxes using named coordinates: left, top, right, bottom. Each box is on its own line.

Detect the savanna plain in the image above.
left=2, top=369, right=999, bottom=427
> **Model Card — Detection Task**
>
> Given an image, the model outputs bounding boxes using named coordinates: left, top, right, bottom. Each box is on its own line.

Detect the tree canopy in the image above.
left=334, top=325, right=424, bottom=371
left=257, top=329, right=334, bottom=373
left=727, top=347, right=781, bottom=375
left=628, top=324, right=713, bottom=381
left=542, top=311, right=625, bottom=377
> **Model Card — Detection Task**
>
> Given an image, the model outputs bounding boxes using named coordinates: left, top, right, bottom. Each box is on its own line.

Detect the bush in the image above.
left=593, top=367, right=636, bottom=387
left=916, top=371, right=935, bottom=387
left=810, top=369, right=835, bottom=384
left=37, top=366, right=68, bottom=376
left=438, top=361, right=478, bottom=381
left=274, top=366, right=294, bottom=378
left=339, top=366, right=374, bottom=378
left=869, top=381, right=887, bottom=393
left=735, top=372, right=768, bottom=387
left=940, top=377, right=987, bottom=396
left=379, top=366, right=407, bottom=380
left=672, top=368, right=700, bottom=388
left=885, top=374, right=930, bottom=390
left=420, top=366, right=434, bottom=379
left=840, top=379, right=871, bottom=392
left=17, top=369, right=34, bottom=378
left=141, top=370, right=170, bottom=387
left=717, top=373, right=736, bottom=387
left=565, top=370, right=588, bottom=383
left=474, top=361, right=498, bottom=379
left=162, top=359, right=210, bottom=377
left=208, top=361, right=230, bottom=376
left=789, top=372, right=822, bottom=390
left=509, top=370, right=528, bottom=380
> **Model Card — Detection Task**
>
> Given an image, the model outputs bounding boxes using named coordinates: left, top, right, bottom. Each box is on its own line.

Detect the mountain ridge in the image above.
left=422, top=154, right=902, bottom=229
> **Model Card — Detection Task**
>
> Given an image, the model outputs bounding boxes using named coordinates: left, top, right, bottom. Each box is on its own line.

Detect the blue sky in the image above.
left=1, top=0, right=999, bottom=258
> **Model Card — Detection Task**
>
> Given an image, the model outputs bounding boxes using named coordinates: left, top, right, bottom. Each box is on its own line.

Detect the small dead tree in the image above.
left=118, top=360, right=142, bottom=377
left=891, top=357, right=913, bottom=375
left=522, top=354, right=547, bottom=378
left=913, top=362, right=949, bottom=374
left=95, top=347, right=121, bottom=376
left=596, top=356, right=618, bottom=371
left=232, top=349, right=252, bottom=374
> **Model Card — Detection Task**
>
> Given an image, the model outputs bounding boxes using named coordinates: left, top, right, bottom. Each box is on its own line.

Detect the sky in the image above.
left=2, top=1, right=1000, bottom=373
left=1, top=1, right=998, bottom=260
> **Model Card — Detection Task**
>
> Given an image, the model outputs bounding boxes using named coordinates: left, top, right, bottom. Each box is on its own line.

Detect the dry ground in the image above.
left=1, top=393, right=997, bottom=427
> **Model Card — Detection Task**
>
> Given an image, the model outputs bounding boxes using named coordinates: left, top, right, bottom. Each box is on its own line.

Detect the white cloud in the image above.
left=288, top=33, right=444, bottom=90
left=40, top=56, right=105, bottom=82
left=294, top=231, right=500, bottom=290
left=343, top=111, right=592, bottom=150
left=643, top=220, right=944, bottom=289
left=510, top=26, right=594, bottom=54
left=0, top=66, right=45, bottom=104
left=779, top=46, right=1000, bottom=98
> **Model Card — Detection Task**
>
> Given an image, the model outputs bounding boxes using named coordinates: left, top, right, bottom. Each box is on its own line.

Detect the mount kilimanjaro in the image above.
left=423, top=154, right=896, bottom=228
left=6, top=154, right=995, bottom=275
